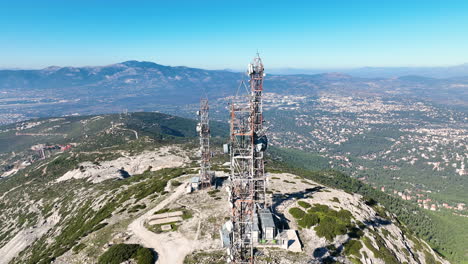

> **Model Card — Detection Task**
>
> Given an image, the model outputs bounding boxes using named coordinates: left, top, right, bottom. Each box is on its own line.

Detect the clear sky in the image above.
left=1, top=0, right=468, bottom=69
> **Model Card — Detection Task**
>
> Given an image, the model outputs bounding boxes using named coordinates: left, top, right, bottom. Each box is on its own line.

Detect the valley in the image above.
left=166, top=92, right=468, bottom=216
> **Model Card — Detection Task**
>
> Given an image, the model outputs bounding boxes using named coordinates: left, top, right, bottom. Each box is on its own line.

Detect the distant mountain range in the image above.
left=269, top=63, right=468, bottom=78
left=0, top=61, right=467, bottom=108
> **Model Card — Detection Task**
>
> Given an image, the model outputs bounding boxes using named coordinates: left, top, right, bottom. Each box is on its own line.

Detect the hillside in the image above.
left=185, top=172, right=447, bottom=264
left=0, top=113, right=454, bottom=264
left=0, top=112, right=214, bottom=264
left=1, top=60, right=467, bottom=125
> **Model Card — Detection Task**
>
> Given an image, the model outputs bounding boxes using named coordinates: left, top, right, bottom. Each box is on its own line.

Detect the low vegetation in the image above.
left=184, top=250, right=225, bottom=264
left=362, top=235, right=399, bottom=264
left=128, top=204, right=146, bottom=213
left=297, top=201, right=311, bottom=209
left=98, top=244, right=154, bottom=264
left=148, top=206, right=193, bottom=233
left=269, top=153, right=465, bottom=263
left=343, top=239, right=363, bottom=258
left=14, top=167, right=186, bottom=264
left=289, top=207, right=306, bottom=219
left=290, top=203, right=355, bottom=241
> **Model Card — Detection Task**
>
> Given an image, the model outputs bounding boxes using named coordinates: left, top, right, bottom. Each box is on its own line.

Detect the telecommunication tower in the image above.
left=197, top=98, right=213, bottom=188
left=227, top=55, right=268, bottom=263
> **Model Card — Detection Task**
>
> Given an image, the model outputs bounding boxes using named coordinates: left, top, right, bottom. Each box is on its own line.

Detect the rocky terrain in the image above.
left=0, top=113, right=453, bottom=264
left=185, top=173, right=447, bottom=264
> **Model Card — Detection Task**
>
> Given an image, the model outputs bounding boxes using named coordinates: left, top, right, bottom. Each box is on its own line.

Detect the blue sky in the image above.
left=1, top=0, right=468, bottom=69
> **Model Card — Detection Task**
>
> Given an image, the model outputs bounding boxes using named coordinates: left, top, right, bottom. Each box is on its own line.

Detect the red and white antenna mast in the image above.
left=226, top=54, right=268, bottom=264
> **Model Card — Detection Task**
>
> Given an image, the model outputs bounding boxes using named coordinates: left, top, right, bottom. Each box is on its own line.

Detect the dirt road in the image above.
left=128, top=182, right=194, bottom=264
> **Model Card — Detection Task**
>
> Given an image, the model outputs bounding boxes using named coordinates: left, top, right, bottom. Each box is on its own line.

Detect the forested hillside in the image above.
left=268, top=147, right=468, bottom=263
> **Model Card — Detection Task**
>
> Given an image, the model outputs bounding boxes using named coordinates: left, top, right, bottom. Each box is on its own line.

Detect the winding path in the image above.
left=128, top=181, right=194, bottom=264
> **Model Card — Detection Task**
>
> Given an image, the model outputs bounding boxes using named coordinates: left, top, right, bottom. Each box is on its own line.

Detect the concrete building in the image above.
left=252, top=213, right=260, bottom=242
left=259, top=209, right=276, bottom=240
left=190, top=176, right=200, bottom=190
left=220, top=221, right=233, bottom=248
left=250, top=208, right=277, bottom=243
left=277, top=230, right=302, bottom=252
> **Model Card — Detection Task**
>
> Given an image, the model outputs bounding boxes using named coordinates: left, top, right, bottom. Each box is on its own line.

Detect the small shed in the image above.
left=190, top=176, right=200, bottom=190
left=259, top=208, right=276, bottom=240
left=220, top=221, right=233, bottom=248
left=252, top=212, right=260, bottom=242
left=278, top=230, right=302, bottom=252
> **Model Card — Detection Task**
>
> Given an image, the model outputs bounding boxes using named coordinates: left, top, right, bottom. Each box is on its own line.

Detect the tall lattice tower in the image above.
left=249, top=56, right=267, bottom=209
left=197, top=98, right=212, bottom=188
left=227, top=55, right=267, bottom=264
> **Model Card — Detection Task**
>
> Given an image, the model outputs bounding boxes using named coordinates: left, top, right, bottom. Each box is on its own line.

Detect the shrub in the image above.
left=335, top=209, right=353, bottom=224
left=298, top=201, right=311, bottom=209
left=154, top=208, right=171, bottom=214
left=98, top=244, right=141, bottom=264
left=348, top=226, right=365, bottom=239
left=171, top=180, right=182, bottom=187
left=344, top=239, right=363, bottom=258
left=208, top=189, right=220, bottom=196
left=289, top=207, right=306, bottom=219
left=182, top=210, right=193, bottom=220
left=135, top=247, right=154, bottom=264
left=314, top=216, right=348, bottom=241
left=298, top=213, right=319, bottom=228
left=128, top=204, right=146, bottom=213
left=98, top=244, right=155, bottom=264
left=309, top=204, right=330, bottom=213
left=91, top=222, right=108, bottom=233
left=362, top=235, right=400, bottom=264
left=362, top=196, right=377, bottom=206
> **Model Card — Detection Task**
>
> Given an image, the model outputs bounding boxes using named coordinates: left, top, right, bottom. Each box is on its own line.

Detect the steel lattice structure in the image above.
left=198, top=98, right=212, bottom=188
left=228, top=55, right=267, bottom=264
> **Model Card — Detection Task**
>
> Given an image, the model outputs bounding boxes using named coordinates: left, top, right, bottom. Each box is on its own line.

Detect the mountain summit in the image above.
left=0, top=113, right=448, bottom=264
